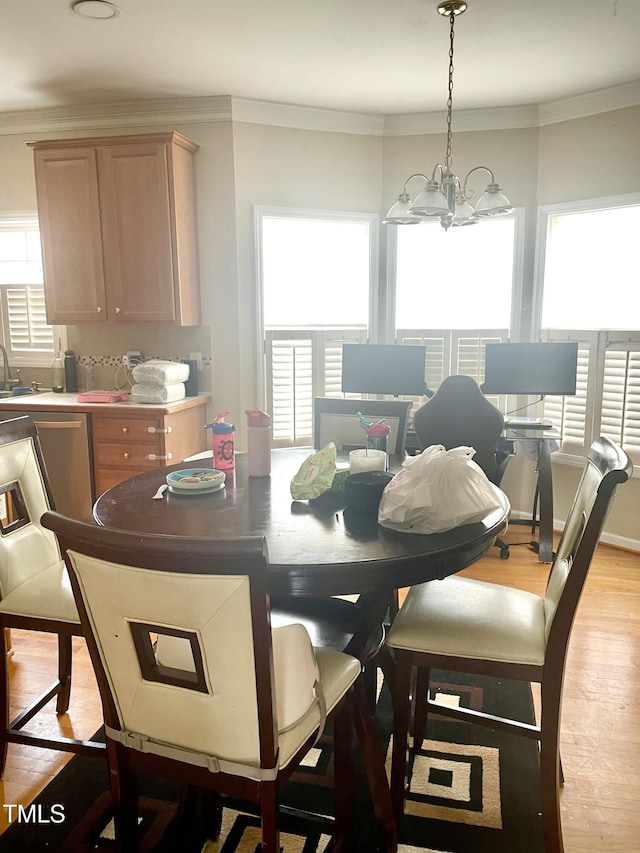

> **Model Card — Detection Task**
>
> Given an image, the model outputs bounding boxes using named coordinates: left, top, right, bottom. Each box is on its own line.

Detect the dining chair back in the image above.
left=314, top=396, right=412, bottom=459
left=0, top=415, right=103, bottom=774
left=42, top=512, right=362, bottom=853
left=386, top=436, right=632, bottom=853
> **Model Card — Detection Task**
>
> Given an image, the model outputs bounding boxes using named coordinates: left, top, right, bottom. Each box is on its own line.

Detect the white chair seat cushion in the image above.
left=0, top=560, right=79, bottom=623
left=387, top=575, right=546, bottom=666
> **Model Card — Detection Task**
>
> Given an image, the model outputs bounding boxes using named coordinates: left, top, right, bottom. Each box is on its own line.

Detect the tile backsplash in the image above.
left=67, top=324, right=213, bottom=393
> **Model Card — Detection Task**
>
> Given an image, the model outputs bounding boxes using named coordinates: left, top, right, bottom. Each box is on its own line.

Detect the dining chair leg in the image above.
left=55, top=633, right=73, bottom=714
left=259, top=782, right=280, bottom=853
left=332, top=691, right=354, bottom=850
left=390, top=650, right=413, bottom=833
left=108, top=740, right=139, bottom=852
left=539, top=683, right=564, bottom=853
left=412, top=665, right=430, bottom=751
left=353, top=679, right=398, bottom=852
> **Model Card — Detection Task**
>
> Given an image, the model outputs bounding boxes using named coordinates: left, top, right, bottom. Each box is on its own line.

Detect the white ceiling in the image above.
left=3, top=0, right=640, bottom=117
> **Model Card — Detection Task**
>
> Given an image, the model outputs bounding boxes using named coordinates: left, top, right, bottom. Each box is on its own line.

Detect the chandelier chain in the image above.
left=445, top=10, right=456, bottom=170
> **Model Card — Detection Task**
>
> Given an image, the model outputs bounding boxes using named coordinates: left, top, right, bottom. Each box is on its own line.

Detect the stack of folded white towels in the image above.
left=131, top=360, right=190, bottom=404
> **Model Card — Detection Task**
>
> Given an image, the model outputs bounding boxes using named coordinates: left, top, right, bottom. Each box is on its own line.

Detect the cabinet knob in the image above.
left=115, top=307, right=120, bottom=314
left=123, top=452, right=130, bottom=459
left=96, top=306, right=102, bottom=313
left=122, top=426, right=129, bottom=434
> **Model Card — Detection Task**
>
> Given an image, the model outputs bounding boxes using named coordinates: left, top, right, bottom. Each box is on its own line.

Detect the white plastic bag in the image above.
left=378, top=445, right=503, bottom=534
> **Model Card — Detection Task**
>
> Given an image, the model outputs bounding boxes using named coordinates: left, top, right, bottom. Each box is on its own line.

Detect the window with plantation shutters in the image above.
left=265, top=329, right=367, bottom=446
left=393, top=214, right=520, bottom=408
left=538, top=197, right=640, bottom=468
left=0, top=216, right=60, bottom=368
left=258, top=208, right=376, bottom=445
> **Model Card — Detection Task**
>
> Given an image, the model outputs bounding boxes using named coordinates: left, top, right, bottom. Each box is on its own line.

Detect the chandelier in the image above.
left=383, top=0, right=512, bottom=230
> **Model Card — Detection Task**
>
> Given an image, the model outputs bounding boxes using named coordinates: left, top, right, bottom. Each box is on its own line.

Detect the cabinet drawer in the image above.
left=93, top=441, right=167, bottom=468
left=94, top=416, right=164, bottom=443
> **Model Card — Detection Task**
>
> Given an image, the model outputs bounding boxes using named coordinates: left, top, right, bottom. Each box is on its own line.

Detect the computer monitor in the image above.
left=341, top=344, right=428, bottom=397
left=482, top=342, right=578, bottom=396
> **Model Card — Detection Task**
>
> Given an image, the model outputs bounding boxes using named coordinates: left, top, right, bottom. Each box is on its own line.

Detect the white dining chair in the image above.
left=0, top=415, right=104, bottom=775
left=386, top=436, right=632, bottom=853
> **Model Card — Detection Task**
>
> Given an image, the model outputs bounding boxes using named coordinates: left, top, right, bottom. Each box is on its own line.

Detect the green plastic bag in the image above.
left=290, top=443, right=337, bottom=500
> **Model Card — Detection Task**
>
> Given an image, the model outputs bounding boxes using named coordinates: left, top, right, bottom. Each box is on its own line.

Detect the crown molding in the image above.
left=230, top=97, right=385, bottom=136
left=0, top=96, right=232, bottom=135
left=383, top=104, right=540, bottom=136
left=0, top=79, right=638, bottom=138
left=539, top=80, right=640, bottom=126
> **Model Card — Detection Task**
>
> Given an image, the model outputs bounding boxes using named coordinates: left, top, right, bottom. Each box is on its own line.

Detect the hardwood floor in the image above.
left=0, top=533, right=638, bottom=850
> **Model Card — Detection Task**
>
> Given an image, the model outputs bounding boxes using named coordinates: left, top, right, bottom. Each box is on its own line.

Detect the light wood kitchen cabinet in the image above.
left=27, top=132, right=200, bottom=326
left=92, top=402, right=208, bottom=497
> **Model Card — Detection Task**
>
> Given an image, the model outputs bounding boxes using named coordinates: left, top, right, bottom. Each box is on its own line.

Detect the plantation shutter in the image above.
left=397, top=329, right=508, bottom=392
left=3, top=286, right=53, bottom=353
left=397, top=331, right=447, bottom=391
left=600, top=344, right=640, bottom=459
left=542, top=341, right=590, bottom=451
left=266, top=335, right=313, bottom=446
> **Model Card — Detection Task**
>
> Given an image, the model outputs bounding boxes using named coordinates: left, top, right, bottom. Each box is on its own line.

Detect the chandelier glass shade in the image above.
left=383, top=1, right=512, bottom=230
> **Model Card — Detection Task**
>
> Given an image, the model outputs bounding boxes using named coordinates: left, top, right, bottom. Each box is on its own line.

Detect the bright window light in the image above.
left=395, top=218, right=514, bottom=330
left=543, top=205, right=640, bottom=330
left=262, top=217, right=370, bottom=327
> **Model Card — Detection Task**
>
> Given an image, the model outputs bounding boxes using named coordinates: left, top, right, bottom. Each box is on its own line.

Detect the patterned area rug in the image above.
left=0, top=671, right=544, bottom=852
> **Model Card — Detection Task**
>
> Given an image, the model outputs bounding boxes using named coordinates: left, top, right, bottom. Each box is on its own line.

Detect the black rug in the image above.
left=0, top=671, right=544, bottom=852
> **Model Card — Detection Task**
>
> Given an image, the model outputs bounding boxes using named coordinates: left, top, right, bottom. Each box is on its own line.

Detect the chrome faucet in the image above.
left=0, top=344, right=19, bottom=391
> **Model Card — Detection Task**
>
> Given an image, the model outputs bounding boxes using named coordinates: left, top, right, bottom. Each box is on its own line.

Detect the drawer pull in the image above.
left=146, top=453, right=173, bottom=461
left=147, top=426, right=173, bottom=434
left=123, top=452, right=130, bottom=459
left=122, top=426, right=129, bottom=434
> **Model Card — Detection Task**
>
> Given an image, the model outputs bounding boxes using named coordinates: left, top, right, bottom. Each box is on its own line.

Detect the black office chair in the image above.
left=412, top=374, right=511, bottom=558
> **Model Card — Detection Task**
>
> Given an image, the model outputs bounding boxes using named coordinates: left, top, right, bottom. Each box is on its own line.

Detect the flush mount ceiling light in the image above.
left=384, top=1, right=512, bottom=230
left=72, top=1, right=120, bottom=19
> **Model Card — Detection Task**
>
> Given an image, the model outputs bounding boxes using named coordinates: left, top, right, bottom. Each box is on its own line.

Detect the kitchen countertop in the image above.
left=0, top=391, right=211, bottom=415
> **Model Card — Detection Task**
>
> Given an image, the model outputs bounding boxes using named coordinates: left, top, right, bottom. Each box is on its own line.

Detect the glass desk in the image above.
left=502, top=426, right=561, bottom=563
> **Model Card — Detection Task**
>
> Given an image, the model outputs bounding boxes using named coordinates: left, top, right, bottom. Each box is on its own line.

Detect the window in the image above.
left=257, top=208, right=378, bottom=445
left=537, top=196, right=640, bottom=467
left=393, top=214, right=522, bottom=399
left=0, top=215, right=59, bottom=369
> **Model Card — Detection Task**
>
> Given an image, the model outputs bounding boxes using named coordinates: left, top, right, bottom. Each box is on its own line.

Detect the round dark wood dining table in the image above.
left=93, top=448, right=510, bottom=598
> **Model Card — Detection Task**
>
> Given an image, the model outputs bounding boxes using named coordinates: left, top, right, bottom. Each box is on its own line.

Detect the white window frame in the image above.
left=533, top=194, right=640, bottom=473
left=255, top=206, right=380, bottom=444
left=0, top=213, right=65, bottom=370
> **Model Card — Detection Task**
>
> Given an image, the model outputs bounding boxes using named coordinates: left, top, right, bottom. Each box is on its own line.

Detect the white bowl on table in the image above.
left=165, top=468, right=225, bottom=494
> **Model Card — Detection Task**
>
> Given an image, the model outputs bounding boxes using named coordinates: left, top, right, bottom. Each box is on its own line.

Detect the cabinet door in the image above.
left=97, top=143, right=177, bottom=322
left=33, top=148, right=107, bottom=324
